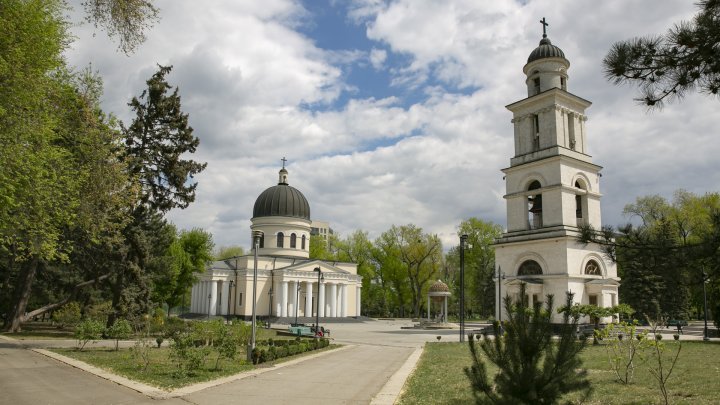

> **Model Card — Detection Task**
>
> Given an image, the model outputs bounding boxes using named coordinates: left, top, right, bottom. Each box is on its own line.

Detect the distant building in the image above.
left=189, top=165, right=362, bottom=319
left=310, top=220, right=334, bottom=245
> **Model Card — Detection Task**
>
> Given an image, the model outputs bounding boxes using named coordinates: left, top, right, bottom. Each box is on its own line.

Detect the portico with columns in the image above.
left=190, top=162, right=362, bottom=319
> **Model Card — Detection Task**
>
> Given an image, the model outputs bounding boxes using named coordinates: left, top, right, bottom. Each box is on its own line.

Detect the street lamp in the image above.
left=496, top=266, right=505, bottom=334
left=294, top=283, right=302, bottom=326
left=227, top=280, right=234, bottom=322
left=459, top=234, right=468, bottom=343
left=702, top=270, right=710, bottom=341
left=249, top=230, right=263, bottom=360
left=314, top=267, right=323, bottom=338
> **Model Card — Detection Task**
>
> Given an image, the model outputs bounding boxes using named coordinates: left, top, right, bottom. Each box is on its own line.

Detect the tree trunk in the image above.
left=5, top=257, right=39, bottom=332
left=23, top=273, right=111, bottom=321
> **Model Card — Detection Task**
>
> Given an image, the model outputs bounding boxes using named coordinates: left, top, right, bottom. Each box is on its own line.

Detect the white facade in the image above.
left=494, top=32, right=620, bottom=323
left=190, top=167, right=362, bottom=319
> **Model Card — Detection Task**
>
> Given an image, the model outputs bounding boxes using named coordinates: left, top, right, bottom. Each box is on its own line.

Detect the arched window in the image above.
left=518, top=260, right=543, bottom=276
left=259, top=234, right=264, bottom=248
left=585, top=260, right=601, bottom=276
left=527, top=181, right=543, bottom=229
left=277, top=232, right=284, bottom=248
left=575, top=180, right=587, bottom=225
left=301, top=235, right=306, bottom=250
left=290, top=233, right=297, bottom=248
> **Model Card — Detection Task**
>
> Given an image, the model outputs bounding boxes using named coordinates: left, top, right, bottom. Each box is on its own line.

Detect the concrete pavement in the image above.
left=0, top=319, right=450, bottom=405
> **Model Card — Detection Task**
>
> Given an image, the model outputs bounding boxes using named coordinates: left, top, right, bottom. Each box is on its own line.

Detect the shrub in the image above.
left=106, top=319, right=133, bottom=351
left=299, top=343, right=308, bottom=353
left=85, top=301, right=112, bottom=322
left=288, top=344, right=298, bottom=356
left=53, top=302, right=82, bottom=329
left=277, top=346, right=288, bottom=358
left=162, top=317, right=190, bottom=339
left=156, top=336, right=164, bottom=347
left=170, top=332, right=210, bottom=376
left=74, top=319, right=104, bottom=351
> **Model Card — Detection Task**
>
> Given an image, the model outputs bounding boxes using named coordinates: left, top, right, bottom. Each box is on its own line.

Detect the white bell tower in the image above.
left=494, top=19, right=620, bottom=322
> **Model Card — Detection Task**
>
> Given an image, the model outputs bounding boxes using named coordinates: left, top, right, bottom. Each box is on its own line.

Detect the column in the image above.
left=191, top=284, right=197, bottom=313
left=443, top=296, right=448, bottom=323
left=200, top=281, right=207, bottom=314
left=280, top=281, right=288, bottom=317
left=427, top=296, right=430, bottom=320
left=289, top=281, right=297, bottom=320
left=340, top=284, right=347, bottom=317
left=329, top=283, right=338, bottom=317
left=305, top=281, right=313, bottom=317
left=209, top=280, right=218, bottom=316
left=318, top=282, right=326, bottom=318
left=220, top=281, right=229, bottom=315
left=355, top=286, right=361, bottom=317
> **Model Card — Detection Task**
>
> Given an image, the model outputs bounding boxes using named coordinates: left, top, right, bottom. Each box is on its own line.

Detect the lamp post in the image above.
left=294, top=282, right=302, bottom=326
left=459, top=234, right=468, bottom=343
left=314, top=267, right=322, bottom=337
left=249, top=230, right=263, bottom=360
left=702, top=270, right=710, bottom=341
left=496, top=266, right=505, bottom=334
left=227, top=280, right=234, bottom=322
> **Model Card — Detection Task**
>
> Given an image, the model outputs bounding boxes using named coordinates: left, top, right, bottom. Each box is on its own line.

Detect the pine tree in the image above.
left=465, top=284, right=591, bottom=404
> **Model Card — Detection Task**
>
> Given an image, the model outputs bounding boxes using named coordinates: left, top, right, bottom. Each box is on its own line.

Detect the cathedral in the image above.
left=189, top=164, right=362, bottom=320
left=494, top=22, right=620, bottom=322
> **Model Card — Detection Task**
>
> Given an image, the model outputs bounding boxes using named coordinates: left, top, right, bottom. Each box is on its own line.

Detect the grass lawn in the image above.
left=398, top=341, right=720, bottom=405
left=53, top=341, right=338, bottom=390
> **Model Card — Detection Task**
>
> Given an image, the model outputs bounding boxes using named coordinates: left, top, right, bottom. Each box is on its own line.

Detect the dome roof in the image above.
left=252, top=167, right=310, bottom=220
left=527, top=37, right=566, bottom=64
left=428, top=280, right=451, bottom=295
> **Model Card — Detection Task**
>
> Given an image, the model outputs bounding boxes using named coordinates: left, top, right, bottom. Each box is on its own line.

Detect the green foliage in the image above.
left=579, top=190, right=720, bottom=323
left=445, top=218, right=503, bottom=318
left=465, top=284, right=591, bottom=404
left=81, top=0, right=159, bottom=54
left=123, top=64, right=206, bottom=213
left=106, top=319, right=133, bottom=350
left=85, top=301, right=113, bottom=323
left=52, top=302, right=82, bottom=329
left=75, top=319, right=105, bottom=351
left=596, top=321, right=649, bottom=384
left=214, top=245, right=244, bottom=260
left=603, top=0, right=720, bottom=107
left=169, top=332, right=210, bottom=376
left=642, top=337, right=682, bottom=405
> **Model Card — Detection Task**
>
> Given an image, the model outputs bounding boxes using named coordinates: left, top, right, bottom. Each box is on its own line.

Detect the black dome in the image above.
left=253, top=184, right=310, bottom=220
left=527, top=37, right=566, bottom=64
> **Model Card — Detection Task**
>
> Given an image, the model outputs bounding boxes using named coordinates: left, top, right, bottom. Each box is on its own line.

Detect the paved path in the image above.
left=0, top=319, right=445, bottom=405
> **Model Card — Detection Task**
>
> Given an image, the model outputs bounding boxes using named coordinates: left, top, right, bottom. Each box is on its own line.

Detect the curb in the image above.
left=32, top=344, right=353, bottom=399
left=370, top=345, right=424, bottom=405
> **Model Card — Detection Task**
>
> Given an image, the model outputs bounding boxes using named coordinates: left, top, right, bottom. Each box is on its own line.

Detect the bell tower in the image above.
left=494, top=19, right=620, bottom=322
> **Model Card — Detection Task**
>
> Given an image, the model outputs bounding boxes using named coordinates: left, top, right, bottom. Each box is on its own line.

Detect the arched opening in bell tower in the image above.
left=527, top=180, right=543, bottom=229
left=574, top=179, right=588, bottom=226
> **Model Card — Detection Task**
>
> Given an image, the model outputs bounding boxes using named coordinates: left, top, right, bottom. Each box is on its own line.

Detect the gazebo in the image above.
left=427, top=279, right=451, bottom=323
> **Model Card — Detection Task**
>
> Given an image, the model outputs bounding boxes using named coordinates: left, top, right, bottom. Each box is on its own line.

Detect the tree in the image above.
left=107, top=65, right=207, bottom=325
left=309, top=234, right=337, bottom=260
left=465, top=284, right=591, bottom=404
left=445, top=218, right=503, bottom=318
left=603, top=0, right=720, bottom=107
left=81, top=0, right=159, bottom=54
left=215, top=245, right=244, bottom=260
left=376, top=225, right=442, bottom=318
left=578, top=190, right=720, bottom=321
left=152, top=228, right=214, bottom=310
left=336, top=231, right=374, bottom=316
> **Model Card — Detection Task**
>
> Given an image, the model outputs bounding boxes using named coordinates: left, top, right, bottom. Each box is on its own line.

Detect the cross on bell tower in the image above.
left=540, top=17, right=549, bottom=38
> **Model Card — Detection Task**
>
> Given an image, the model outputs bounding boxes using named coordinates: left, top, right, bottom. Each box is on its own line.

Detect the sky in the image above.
left=64, top=0, right=719, bottom=252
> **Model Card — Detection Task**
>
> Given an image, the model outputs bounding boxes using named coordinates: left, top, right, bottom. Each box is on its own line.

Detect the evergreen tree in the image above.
left=465, top=284, right=591, bottom=404
left=603, top=0, right=720, bottom=107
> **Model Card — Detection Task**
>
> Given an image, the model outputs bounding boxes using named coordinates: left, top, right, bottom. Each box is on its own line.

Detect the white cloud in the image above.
left=369, top=48, right=387, bottom=69
left=63, top=0, right=720, bottom=251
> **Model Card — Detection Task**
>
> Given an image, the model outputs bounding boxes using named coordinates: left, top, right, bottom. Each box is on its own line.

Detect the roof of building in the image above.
left=527, top=36, right=567, bottom=64
left=253, top=183, right=310, bottom=220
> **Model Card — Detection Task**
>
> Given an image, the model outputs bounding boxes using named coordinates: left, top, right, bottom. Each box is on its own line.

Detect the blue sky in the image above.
left=65, top=0, right=719, bottom=251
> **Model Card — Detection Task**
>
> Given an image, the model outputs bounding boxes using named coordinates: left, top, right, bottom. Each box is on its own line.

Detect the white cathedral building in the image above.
left=494, top=25, right=620, bottom=322
left=189, top=165, right=362, bottom=320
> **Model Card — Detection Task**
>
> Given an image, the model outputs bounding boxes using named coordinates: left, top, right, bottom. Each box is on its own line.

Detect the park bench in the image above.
left=666, top=319, right=688, bottom=334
